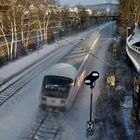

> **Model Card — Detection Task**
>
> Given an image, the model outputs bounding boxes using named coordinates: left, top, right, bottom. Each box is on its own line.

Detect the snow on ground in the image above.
left=0, top=74, right=42, bottom=140
left=0, top=44, right=55, bottom=80
left=0, top=22, right=112, bottom=83
left=0, top=29, right=95, bottom=82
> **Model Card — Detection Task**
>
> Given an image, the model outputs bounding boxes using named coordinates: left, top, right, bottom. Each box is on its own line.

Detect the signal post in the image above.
left=84, top=71, right=99, bottom=137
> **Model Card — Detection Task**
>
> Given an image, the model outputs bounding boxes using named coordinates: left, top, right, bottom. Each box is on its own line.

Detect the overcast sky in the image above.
left=59, top=0, right=118, bottom=6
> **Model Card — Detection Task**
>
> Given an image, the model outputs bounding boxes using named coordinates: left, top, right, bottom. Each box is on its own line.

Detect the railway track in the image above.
left=0, top=44, right=73, bottom=107
left=23, top=111, right=64, bottom=140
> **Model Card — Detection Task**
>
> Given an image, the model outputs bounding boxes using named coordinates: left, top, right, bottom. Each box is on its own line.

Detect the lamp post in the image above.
left=84, top=71, right=99, bottom=137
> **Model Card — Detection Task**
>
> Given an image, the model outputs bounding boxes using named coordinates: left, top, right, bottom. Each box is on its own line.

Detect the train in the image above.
left=40, top=63, right=86, bottom=111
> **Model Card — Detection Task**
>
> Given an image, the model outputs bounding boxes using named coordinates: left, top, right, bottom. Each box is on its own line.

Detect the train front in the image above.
left=40, top=63, right=77, bottom=111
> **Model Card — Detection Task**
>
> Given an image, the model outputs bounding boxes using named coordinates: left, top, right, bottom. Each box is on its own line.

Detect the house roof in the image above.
left=76, top=3, right=119, bottom=14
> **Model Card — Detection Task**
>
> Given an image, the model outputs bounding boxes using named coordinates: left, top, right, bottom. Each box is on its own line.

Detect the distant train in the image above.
left=40, top=63, right=86, bottom=111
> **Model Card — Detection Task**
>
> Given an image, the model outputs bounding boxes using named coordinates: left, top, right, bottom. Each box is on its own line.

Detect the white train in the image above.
left=40, top=63, right=85, bottom=111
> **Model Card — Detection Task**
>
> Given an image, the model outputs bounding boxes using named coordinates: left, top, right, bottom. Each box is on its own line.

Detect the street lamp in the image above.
left=84, top=71, right=99, bottom=137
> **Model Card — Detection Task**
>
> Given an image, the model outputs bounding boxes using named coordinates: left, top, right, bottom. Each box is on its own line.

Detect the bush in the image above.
left=27, top=43, right=37, bottom=51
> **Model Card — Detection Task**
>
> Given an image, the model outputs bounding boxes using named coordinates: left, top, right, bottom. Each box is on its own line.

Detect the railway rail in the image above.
left=24, top=111, right=64, bottom=140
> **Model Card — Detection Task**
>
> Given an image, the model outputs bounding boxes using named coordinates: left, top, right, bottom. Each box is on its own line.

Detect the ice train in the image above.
left=40, top=63, right=86, bottom=111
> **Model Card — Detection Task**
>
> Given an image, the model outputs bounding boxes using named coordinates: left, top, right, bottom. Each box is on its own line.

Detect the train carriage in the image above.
left=40, top=63, right=80, bottom=111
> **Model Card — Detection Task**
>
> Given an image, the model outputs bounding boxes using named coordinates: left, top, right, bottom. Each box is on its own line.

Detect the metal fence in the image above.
left=126, top=36, right=140, bottom=74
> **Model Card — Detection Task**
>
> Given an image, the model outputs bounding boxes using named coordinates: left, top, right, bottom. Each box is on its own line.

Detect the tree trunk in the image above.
left=10, top=23, right=14, bottom=60
left=13, top=13, right=17, bottom=59
left=0, top=22, right=10, bottom=60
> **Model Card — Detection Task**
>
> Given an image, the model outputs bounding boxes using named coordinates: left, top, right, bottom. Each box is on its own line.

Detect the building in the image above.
left=78, top=3, right=119, bottom=16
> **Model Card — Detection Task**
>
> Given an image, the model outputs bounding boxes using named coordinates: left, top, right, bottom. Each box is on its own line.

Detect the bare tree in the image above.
left=0, top=17, right=10, bottom=60
left=119, top=0, right=140, bottom=34
left=0, top=0, right=84, bottom=61
left=0, top=0, right=31, bottom=59
left=0, top=1, right=18, bottom=60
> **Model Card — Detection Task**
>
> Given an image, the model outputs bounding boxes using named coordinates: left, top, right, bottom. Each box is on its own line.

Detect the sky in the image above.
left=59, top=0, right=118, bottom=7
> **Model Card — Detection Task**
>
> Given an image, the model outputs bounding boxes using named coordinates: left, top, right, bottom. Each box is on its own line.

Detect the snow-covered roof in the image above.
left=85, top=9, right=92, bottom=15
left=68, top=8, right=74, bottom=12
left=46, top=63, right=77, bottom=80
left=73, top=7, right=78, bottom=13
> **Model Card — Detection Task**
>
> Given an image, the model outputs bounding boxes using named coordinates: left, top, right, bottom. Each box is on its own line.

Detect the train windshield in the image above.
left=43, top=76, right=73, bottom=98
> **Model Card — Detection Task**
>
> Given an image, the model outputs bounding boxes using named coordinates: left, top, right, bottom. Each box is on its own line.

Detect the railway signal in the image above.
left=84, top=71, right=99, bottom=137
left=84, top=71, right=99, bottom=87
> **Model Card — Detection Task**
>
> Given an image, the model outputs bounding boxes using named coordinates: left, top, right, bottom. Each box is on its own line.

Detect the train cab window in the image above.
left=43, top=76, right=73, bottom=98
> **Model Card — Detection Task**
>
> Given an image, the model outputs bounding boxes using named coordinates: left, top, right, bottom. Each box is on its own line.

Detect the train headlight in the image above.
left=70, top=82, right=74, bottom=86
left=61, top=99, right=65, bottom=104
